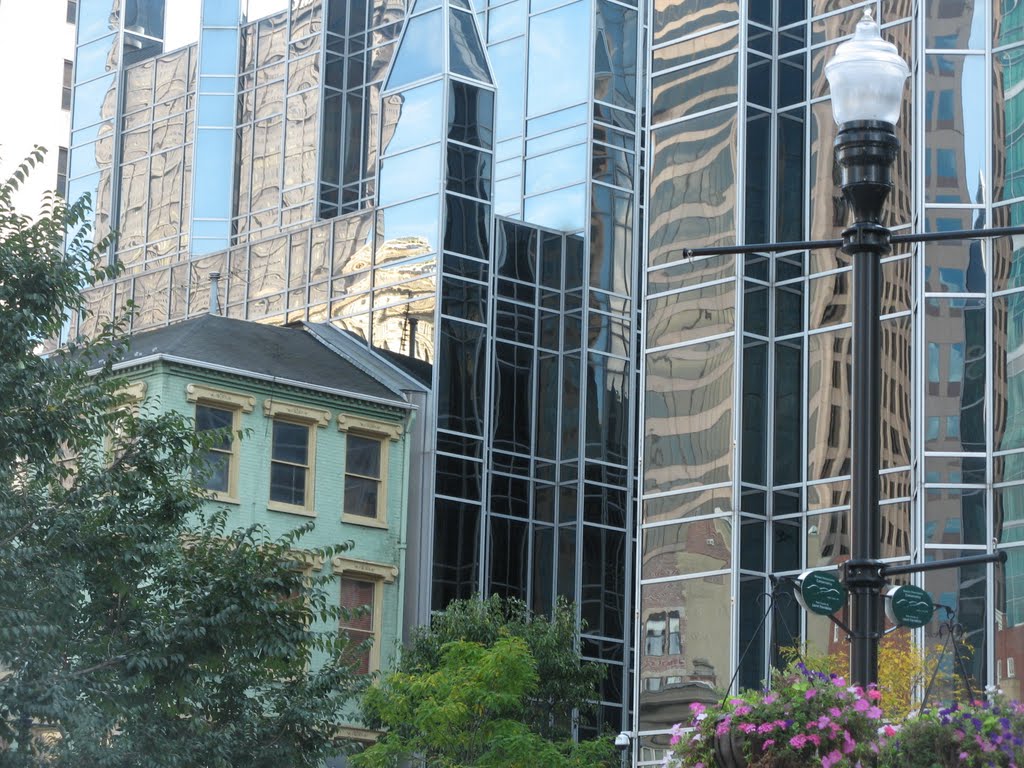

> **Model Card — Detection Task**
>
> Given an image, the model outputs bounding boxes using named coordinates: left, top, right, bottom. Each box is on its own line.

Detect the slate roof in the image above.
left=104, top=314, right=408, bottom=406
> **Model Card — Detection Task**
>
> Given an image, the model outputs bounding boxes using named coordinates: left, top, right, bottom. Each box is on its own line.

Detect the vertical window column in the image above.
left=190, top=0, right=241, bottom=255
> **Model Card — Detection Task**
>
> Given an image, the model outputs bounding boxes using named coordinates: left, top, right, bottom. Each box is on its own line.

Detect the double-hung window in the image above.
left=187, top=384, right=253, bottom=502
left=264, top=399, right=330, bottom=515
left=338, top=414, right=404, bottom=527
left=334, top=557, right=398, bottom=675
left=339, top=577, right=376, bottom=675
left=270, top=419, right=312, bottom=508
left=344, top=434, right=383, bottom=520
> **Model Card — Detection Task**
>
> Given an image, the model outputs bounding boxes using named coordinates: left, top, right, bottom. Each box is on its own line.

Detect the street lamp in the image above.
left=825, top=9, right=909, bottom=688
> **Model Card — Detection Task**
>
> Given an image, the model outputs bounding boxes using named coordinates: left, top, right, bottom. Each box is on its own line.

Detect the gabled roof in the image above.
left=103, top=314, right=410, bottom=409
left=303, top=323, right=432, bottom=392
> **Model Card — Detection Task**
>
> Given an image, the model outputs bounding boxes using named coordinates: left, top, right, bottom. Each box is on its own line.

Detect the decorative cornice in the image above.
left=186, top=383, right=255, bottom=412
left=332, top=556, right=399, bottom=584
left=263, top=398, right=330, bottom=427
left=337, top=413, right=403, bottom=441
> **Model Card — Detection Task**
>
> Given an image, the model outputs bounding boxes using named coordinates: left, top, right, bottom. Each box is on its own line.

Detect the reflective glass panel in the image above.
left=489, top=37, right=526, bottom=139
left=925, top=54, right=986, bottom=204
left=996, top=293, right=1024, bottom=453
left=647, top=282, right=734, bottom=350
left=994, top=47, right=1024, bottom=201
left=527, top=2, right=589, bottom=117
left=644, top=338, right=734, bottom=493
left=651, top=55, right=737, bottom=125
left=385, top=10, right=443, bottom=90
left=379, top=194, right=440, bottom=252
left=924, top=298, right=986, bottom=453
left=449, top=8, right=491, bottom=83
left=651, top=0, right=738, bottom=46
left=594, top=0, right=637, bottom=111
left=637, top=577, right=732, bottom=733
left=200, top=29, right=240, bottom=74
left=378, top=143, right=442, bottom=205
left=524, top=144, right=587, bottom=196
left=523, top=183, right=586, bottom=232
left=649, top=110, right=737, bottom=264
left=642, top=517, right=732, bottom=577
left=379, top=81, right=443, bottom=156
left=806, top=328, right=852, bottom=482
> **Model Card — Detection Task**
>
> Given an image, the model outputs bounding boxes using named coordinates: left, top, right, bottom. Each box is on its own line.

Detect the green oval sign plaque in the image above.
left=885, top=584, right=934, bottom=629
left=795, top=570, right=847, bottom=616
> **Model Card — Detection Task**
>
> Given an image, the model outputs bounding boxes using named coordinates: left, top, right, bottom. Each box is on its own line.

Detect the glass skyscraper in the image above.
left=64, top=0, right=1024, bottom=764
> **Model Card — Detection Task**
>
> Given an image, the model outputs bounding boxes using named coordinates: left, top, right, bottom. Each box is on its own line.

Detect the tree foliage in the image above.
left=355, top=595, right=617, bottom=768
left=0, top=151, right=363, bottom=767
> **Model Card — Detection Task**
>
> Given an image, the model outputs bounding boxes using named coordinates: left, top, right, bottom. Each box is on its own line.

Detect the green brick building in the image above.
left=101, top=311, right=429, bottom=743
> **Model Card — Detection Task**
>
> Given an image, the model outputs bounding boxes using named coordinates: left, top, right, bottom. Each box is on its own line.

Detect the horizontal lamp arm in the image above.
left=682, top=224, right=1024, bottom=259
left=880, top=550, right=1007, bottom=578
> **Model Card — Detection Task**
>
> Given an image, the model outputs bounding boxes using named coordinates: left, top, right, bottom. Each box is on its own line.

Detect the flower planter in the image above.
left=712, top=720, right=748, bottom=768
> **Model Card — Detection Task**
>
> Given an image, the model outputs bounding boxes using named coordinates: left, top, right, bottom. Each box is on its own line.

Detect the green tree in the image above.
left=355, top=595, right=617, bottom=768
left=0, top=151, right=364, bottom=767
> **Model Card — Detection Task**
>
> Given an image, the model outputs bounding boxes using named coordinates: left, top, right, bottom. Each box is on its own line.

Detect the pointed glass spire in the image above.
left=385, top=0, right=493, bottom=91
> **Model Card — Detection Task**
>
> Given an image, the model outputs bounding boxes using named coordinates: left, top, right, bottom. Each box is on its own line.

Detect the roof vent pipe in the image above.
left=209, top=272, right=221, bottom=316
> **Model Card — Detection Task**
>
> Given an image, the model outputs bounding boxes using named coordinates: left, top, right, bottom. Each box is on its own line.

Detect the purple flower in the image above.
left=789, top=734, right=809, bottom=749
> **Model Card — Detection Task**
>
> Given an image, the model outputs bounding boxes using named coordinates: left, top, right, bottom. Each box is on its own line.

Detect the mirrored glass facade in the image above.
left=636, top=1, right=1024, bottom=764
left=67, top=0, right=1024, bottom=762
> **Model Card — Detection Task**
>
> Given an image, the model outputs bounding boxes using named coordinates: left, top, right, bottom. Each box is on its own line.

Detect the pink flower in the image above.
left=832, top=677, right=847, bottom=687
left=738, top=723, right=757, bottom=734
left=734, top=705, right=752, bottom=716
left=808, top=734, right=821, bottom=746
left=762, top=740, right=775, bottom=751
left=757, top=722, right=776, bottom=734
left=789, top=734, right=809, bottom=748
left=853, top=698, right=870, bottom=712
left=805, top=688, right=818, bottom=700
left=689, top=702, right=706, bottom=714
left=866, top=706, right=882, bottom=720
left=815, top=716, right=831, bottom=729
left=868, top=688, right=882, bottom=701
left=883, top=725, right=897, bottom=737
left=843, top=730, right=856, bottom=754
left=829, top=708, right=842, bottom=718
left=763, top=693, right=778, bottom=705
left=822, top=749, right=843, bottom=768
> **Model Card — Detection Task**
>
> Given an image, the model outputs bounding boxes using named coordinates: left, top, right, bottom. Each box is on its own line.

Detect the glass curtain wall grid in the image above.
left=634, top=1, right=1024, bottom=766
left=67, top=0, right=642, bottom=740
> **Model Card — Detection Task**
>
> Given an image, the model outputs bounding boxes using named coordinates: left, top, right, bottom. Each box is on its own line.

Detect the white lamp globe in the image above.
left=825, top=9, right=910, bottom=126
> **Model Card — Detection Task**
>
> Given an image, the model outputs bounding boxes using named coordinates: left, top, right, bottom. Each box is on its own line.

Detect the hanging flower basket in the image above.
left=711, top=717, right=748, bottom=768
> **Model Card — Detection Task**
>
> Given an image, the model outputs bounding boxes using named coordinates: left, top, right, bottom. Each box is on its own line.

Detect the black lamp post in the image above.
left=825, top=9, right=909, bottom=688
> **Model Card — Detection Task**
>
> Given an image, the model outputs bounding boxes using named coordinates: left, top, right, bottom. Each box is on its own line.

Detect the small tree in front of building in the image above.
left=354, top=595, right=618, bottom=768
left=0, top=151, right=365, bottom=767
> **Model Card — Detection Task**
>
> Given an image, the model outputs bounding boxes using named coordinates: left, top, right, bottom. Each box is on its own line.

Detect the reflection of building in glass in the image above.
left=68, top=0, right=639, bottom=740
left=637, top=1, right=1024, bottom=763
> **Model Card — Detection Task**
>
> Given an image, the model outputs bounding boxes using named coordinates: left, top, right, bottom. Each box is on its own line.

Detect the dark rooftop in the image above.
left=105, top=314, right=407, bottom=406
